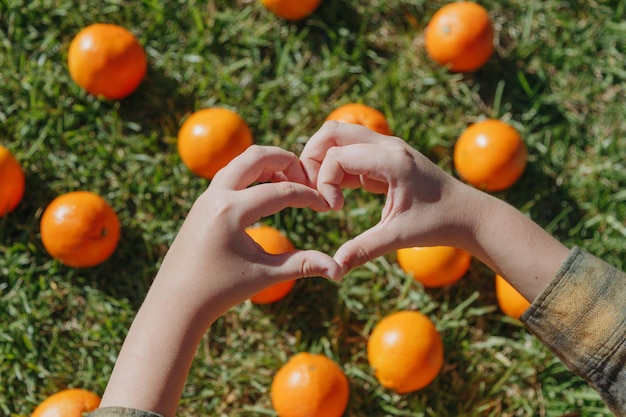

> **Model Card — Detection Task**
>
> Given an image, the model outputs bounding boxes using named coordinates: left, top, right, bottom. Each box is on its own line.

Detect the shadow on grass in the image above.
left=0, top=171, right=60, bottom=248
left=254, top=277, right=343, bottom=349
left=293, top=0, right=386, bottom=61
left=473, top=53, right=571, bottom=134
left=464, top=54, right=588, bottom=243
left=118, top=65, right=197, bottom=142
left=500, top=160, right=586, bottom=244
left=6, top=165, right=165, bottom=308
left=312, top=0, right=363, bottom=34
left=27, top=205, right=166, bottom=309
left=76, top=224, right=163, bottom=309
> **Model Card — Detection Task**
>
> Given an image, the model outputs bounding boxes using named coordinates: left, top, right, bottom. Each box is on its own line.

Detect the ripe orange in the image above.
left=32, top=388, right=101, bottom=417
left=367, top=310, right=444, bottom=393
left=495, top=274, right=531, bottom=320
left=424, top=2, right=494, bottom=72
left=40, top=191, right=121, bottom=268
left=68, top=23, right=147, bottom=100
left=326, top=103, right=393, bottom=136
left=260, top=0, right=322, bottom=21
left=245, top=225, right=297, bottom=304
left=271, top=352, right=349, bottom=417
left=396, top=246, right=472, bottom=288
left=177, top=107, right=253, bottom=180
left=0, top=145, right=26, bottom=217
left=453, top=119, right=527, bottom=192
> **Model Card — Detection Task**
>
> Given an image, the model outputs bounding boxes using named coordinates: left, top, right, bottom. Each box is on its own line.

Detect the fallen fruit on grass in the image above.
left=453, top=119, right=527, bottom=192
left=40, top=191, right=121, bottom=268
left=326, top=102, right=393, bottom=135
left=396, top=245, right=472, bottom=288
left=246, top=225, right=297, bottom=304
left=271, top=352, right=349, bottom=417
left=32, top=388, right=101, bottom=417
left=368, top=310, right=444, bottom=393
left=0, top=145, right=25, bottom=217
left=495, top=274, right=531, bottom=320
left=260, top=0, right=321, bottom=21
left=424, top=1, right=494, bottom=72
left=177, top=107, right=253, bottom=180
left=68, top=23, right=147, bottom=100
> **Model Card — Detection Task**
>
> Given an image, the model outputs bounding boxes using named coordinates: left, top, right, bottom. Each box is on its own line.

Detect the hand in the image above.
left=300, top=121, right=480, bottom=271
left=300, top=121, right=569, bottom=303
left=157, top=144, right=344, bottom=319
left=100, top=145, right=343, bottom=417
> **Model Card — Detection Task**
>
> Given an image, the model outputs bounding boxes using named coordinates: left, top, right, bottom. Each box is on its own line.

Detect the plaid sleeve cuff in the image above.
left=522, top=247, right=626, bottom=416
left=88, top=407, right=164, bottom=417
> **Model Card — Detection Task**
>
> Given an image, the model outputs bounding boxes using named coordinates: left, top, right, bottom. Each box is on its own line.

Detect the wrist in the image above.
left=439, top=179, right=492, bottom=251
left=454, top=186, right=569, bottom=300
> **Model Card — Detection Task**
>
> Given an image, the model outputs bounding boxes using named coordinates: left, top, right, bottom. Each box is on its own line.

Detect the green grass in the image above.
left=1, top=0, right=625, bottom=416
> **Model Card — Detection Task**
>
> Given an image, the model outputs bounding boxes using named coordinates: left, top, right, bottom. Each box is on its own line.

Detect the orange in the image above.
left=0, top=145, right=26, bottom=217
left=68, top=23, right=147, bottom=100
left=424, top=2, right=494, bottom=72
left=495, top=274, right=531, bottom=320
left=260, top=0, right=322, bottom=21
left=326, top=103, right=393, bottom=136
left=367, top=310, right=444, bottom=393
left=177, top=107, right=253, bottom=180
left=271, top=352, right=349, bottom=417
left=245, top=225, right=297, bottom=304
left=32, top=388, right=101, bottom=417
left=396, top=246, right=472, bottom=288
left=453, top=119, right=528, bottom=192
left=40, top=191, right=121, bottom=268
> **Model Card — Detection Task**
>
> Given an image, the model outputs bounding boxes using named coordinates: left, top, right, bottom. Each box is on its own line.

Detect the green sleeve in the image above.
left=522, top=247, right=626, bottom=416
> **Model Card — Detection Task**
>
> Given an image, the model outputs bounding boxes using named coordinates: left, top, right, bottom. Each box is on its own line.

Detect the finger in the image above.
left=257, top=169, right=307, bottom=185
left=317, top=144, right=398, bottom=210
left=213, top=145, right=308, bottom=190
left=256, top=170, right=288, bottom=184
left=300, top=121, right=390, bottom=185
left=265, top=250, right=345, bottom=282
left=333, top=223, right=403, bottom=271
left=238, top=182, right=327, bottom=226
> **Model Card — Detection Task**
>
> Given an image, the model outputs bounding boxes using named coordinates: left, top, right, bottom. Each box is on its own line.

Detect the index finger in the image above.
left=212, top=145, right=308, bottom=190
left=317, top=143, right=396, bottom=210
left=300, top=121, right=392, bottom=185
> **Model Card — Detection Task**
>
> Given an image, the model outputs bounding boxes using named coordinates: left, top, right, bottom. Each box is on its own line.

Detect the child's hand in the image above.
left=100, top=145, right=343, bottom=417
left=300, top=122, right=568, bottom=303
left=300, top=121, right=479, bottom=271
left=156, top=145, right=344, bottom=320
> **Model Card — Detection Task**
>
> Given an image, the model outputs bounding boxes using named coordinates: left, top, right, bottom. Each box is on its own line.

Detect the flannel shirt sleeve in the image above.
left=522, top=247, right=626, bottom=416
left=88, top=407, right=164, bottom=417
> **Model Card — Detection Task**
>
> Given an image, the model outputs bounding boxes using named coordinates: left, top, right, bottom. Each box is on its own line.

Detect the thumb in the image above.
left=333, top=224, right=401, bottom=271
left=272, top=250, right=345, bottom=282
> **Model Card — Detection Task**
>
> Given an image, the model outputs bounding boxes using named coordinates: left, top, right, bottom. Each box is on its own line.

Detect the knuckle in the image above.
left=300, top=256, right=314, bottom=277
left=355, top=246, right=372, bottom=264
left=274, top=181, right=299, bottom=198
left=322, top=120, right=341, bottom=132
left=211, top=197, right=237, bottom=218
left=248, top=144, right=264, bottom=157
left=325, top=146, right=343, bottom=161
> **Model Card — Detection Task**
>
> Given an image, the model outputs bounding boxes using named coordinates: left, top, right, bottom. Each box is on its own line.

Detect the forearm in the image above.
left=99, top=278, right=211, bottom=417
left=458, top=186, right=569, bottom=301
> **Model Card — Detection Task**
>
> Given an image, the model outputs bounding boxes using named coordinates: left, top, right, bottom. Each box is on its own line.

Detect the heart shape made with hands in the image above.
left=229, top=122, right=451, bottom=278
left=294, top=169, right=392, bottom=275
left=280, top=151, right=415, bottom=274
